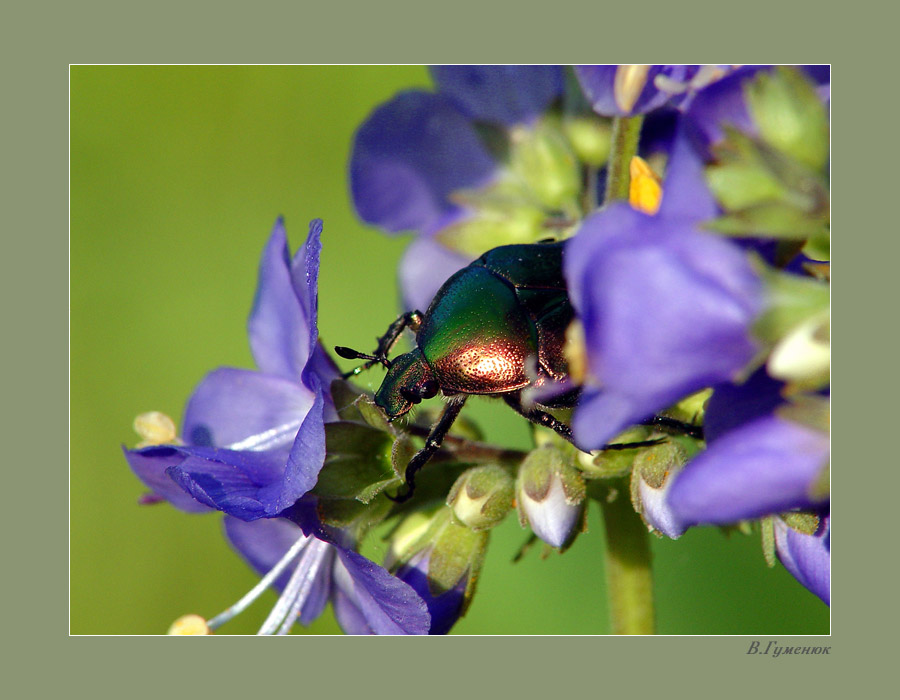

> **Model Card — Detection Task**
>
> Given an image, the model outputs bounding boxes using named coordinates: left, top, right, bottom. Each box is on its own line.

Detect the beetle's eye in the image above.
left=417, top=380, right=438, bottom=400
left=400, top=387, right=421, bottom=404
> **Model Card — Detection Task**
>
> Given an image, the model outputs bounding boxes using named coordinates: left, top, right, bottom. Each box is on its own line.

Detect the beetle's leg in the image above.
left=639, top=415, right=705, bottom=440
left=335, top=310, right=424, bottom=378
left=502, top=393, right=578, bottom=444
left=372, top=310, right=424, bottom=362
left=503, top=393, right=666, bottom=451
left=388, top=396, right=467, bottom=504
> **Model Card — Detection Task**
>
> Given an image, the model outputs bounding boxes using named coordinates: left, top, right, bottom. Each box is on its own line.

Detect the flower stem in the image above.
left=599, top=482, right=655, bottom=634
left=603, top=115, right=645, bottom=205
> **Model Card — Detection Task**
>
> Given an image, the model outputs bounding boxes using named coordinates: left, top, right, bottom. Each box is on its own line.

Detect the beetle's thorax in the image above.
left=374, top=348, right=438, bottom=418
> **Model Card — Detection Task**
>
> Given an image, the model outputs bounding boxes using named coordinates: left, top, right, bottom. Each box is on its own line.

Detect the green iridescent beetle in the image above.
left=336, top=241, right=693, bottom=502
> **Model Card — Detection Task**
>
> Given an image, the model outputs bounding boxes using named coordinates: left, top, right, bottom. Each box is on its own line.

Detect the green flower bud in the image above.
left=434, top=204, right=547, bottom=257
left=516, top=445, right=585, bottom=548
left=446, top=465, right=514, bottom=531
left=745, top=66, right=830, bottom=172
left=509, top=121, right=581, bottom=213
left=630, top=436, right=700, bottom=539
left=563, top=115, right=612, bottom=166
left=385, top=506, right=489, bottom=624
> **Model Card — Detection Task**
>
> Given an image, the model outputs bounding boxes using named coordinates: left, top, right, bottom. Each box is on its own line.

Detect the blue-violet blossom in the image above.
left=125, top=219, right=430, bottom=633
left=350, top=65, right=565, bottom=311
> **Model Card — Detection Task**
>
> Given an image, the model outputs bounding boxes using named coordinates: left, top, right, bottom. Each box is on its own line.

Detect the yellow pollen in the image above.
left=133, top=411, right=181, bottom=447
left=629, top=156, right=663, bottom=215
left=167, top=614, right=212, bottom=635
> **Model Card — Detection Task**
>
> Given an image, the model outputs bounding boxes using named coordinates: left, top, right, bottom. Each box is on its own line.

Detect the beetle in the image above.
left=336, top=240, right=701, bottom=502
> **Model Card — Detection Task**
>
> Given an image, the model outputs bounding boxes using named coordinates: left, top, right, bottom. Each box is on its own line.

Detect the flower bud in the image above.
left=389, top=507, right=489, bottom=633
left=516, top=445, right=585, bottom=548
left=767, top=312, right=829, bottom=389
left=447, top=465, right=514, bottom=531
left=745, top=66, right=829, bottom=171
left=509, top=121, right=581, bottom=212
left=630, top=437, right=696, bottom=539
left=563, top=115, right=612, bottom=166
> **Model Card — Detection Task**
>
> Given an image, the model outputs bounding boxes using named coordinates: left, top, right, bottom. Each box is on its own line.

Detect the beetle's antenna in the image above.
left=334, top=346, right=392, bottom=378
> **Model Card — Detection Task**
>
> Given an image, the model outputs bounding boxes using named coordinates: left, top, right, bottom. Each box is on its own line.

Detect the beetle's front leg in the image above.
left=388, top=396, right=467, bottom=504
left=336, top=310, right=424, bottom=377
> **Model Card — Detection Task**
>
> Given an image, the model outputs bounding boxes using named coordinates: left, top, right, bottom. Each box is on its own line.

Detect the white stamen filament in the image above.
left=276, top=539, right=330, bottom=635
left=258, top=538, right=330, bottom=635
left=207, top=534, right=312, bottom=631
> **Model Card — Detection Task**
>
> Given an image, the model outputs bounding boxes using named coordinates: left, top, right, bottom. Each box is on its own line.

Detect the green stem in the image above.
left=599, top=482, right=655, bottom=634
left=603, top=115, right=645, bottom=205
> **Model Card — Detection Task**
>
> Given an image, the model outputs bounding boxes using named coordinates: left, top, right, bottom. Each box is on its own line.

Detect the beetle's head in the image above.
left=375, top=348, right=439, bottom=419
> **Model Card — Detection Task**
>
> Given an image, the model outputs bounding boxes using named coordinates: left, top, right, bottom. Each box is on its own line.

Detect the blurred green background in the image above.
left=70, top=66, right=829, bottom=635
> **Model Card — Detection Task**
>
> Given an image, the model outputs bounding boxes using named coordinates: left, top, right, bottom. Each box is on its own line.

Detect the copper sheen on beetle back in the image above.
left=335, top=240, right=683, bottom=502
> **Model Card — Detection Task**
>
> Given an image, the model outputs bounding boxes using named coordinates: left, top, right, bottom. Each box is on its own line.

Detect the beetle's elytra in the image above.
left=336, top=240, right=683, bottom=502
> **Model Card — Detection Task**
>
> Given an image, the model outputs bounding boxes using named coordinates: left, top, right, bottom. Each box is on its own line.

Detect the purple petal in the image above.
left=570, top=388, right=662, bottom=450
left=223, top=515, right=333, bottom=623
left=350, top=91, right=497, bottom=234
left=331, top=587, right=374, bottom=635
left=399, top=234, right=472, bottom=312
left=704, top=367, right=786, bottom=443
left=165, top=446, right=290, bottom=521
left=248, top=218, right=314, bottom=380
left=332, top=547, right=430, bottom=635
left=682, top=67, right=762, bottom=152
left=396, top=551, right=465, bottom=635
left=667, top=415, right=829, bottom=524
left=269, top=377, right=327, bottom=514
left=774, top=514, right=830, bottom=605
left=123, top=445, right=212, bottom=513
left=291, top=219, right=324, bottom=372
left=566, top=205, right=762, bottom=447
left=182, top=367, right=314, bottom=453
left=656, top=122, right=719, bottom=224
left=430, top=65, right=563, bottom=125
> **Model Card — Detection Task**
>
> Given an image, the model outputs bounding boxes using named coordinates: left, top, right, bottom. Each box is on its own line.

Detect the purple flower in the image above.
left=564, top=202, right=763, bottom=450
left=575, top=65, right=736, bottom=117
left=223, top=510, right=430, bottom=635
left=666, top=414, right=829, bottom=524
left=774, top=513, right=830, bottom=605
left=124, top=219, right=431, bottom=634
left=350, top=66, right=565, bottom=310
left=125, top=218, right=336, bottom=520
left=662, top=368, right=830, bottom=603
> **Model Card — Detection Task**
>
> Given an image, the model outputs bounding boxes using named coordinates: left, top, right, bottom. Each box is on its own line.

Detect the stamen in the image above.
left=653, top=65, right=731, bottom=97
left=614, top=65, right=651, bottom=113
left=629, top=156, right=662, bottom=215
left=257, top=538, right=330, bottom=635
left=168, top=614, right=212, bottom=635
left=206, top=534, right=312, bottom=631
left=276, top=540, right=329, bottom=635
left=133, top=411, right=182, bottom=447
